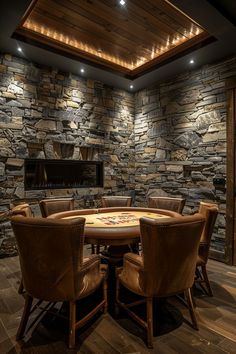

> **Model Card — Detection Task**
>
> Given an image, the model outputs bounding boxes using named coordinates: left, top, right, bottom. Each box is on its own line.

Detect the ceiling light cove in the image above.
left=14, top=0, right=211, bottom=78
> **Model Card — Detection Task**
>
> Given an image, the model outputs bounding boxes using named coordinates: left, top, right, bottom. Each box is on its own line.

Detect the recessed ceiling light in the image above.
left=129, top=84, right=134, bottom=89
left=119, top=0, right=126, bottom=6
left=17, top=47, right=22, bottom=52
left=189, top=59, right=194, bottom=64
left=80, top=68, right=85, bottom=73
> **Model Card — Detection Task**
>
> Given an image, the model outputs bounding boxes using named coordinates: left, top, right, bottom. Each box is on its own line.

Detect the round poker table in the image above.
left=48, top=207, right=181, bottom=246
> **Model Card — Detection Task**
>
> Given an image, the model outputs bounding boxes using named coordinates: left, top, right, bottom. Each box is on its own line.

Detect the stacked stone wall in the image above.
left=134, top=57, right=236, bottom=253
left=0, top=53, right=135, bottom=249
left=1, top=52, right=236, bottom=256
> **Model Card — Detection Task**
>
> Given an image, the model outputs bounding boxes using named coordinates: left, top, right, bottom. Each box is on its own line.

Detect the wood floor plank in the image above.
left=95, top=315, right=148, bottom=353
left=170, top=326, right=232, bottom=354
left=198, top=316, right=236, bottom=343
left=0, top=287, right=23, bottom=315
left=218, top=338, right=236, bottom=352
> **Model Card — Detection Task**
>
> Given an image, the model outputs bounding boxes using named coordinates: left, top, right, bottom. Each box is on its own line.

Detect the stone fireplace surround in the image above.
left=0, top=52, right=234, bottom=258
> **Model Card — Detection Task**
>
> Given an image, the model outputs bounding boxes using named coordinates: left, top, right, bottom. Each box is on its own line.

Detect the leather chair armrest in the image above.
left=117, top=253, right=144, bottom=295
left=80, top=255, right=108, bottom=277
left=124, top=252, right=143, bottom=267
left=82, top=255, right=100, bottom=269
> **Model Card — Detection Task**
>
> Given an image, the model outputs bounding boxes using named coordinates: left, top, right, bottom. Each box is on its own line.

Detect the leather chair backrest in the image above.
left=11, top=203, right=33, bottom=217
left=11, top=216, right=85, bottom=302
left=101, top=196, right=132, bottom=208
left=39, top=198, right=74, bottom=217
left=198, top=202, right=218, bottom=262
left=198, top=201, right=218, bottom=212
left=139, top=214, right=205, bottom=297
left=148, top=196, right=186, bottom=214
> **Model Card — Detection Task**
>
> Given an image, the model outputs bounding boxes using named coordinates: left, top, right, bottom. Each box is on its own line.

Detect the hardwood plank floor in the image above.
left=0, top=256, right=236, bottom=353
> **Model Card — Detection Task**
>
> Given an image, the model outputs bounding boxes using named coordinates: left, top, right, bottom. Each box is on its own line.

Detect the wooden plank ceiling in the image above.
left=14, top=0, right=211, bottom=78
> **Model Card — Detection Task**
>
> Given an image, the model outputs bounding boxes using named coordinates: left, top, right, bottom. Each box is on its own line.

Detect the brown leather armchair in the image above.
left=148, top=196, right=186, bottom=214
left=39, top=197, right=74, bottom=217
left=101, top=196, right=132, bottom=208
left=195, top=201, right=218, bottom=296
left=11, top=203, right=34, bottom=294
left=11, top=216, right=107, bottom=349
left=116, top=214, right=205, bottom=348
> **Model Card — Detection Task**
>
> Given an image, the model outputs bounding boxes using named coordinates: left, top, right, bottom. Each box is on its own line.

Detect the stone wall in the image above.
left=1, top=52, right=236, bottom=257
left=134, top=57, right=236, bottom=254
left=0, top=53, right=135, bottom=252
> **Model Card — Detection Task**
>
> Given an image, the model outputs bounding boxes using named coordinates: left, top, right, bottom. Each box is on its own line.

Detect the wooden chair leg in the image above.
left=190, top=287, right=196, bottom=308
left=201, top=265, right=213, bottom=297
left=115, top=278, right=120, bottom=315
left=91, top=244, right=95, bottom=254
left=103, top=280, right=108, bottom=313
left=69, top=301, right=76, bottom=349
left=185, top=288, right=198, bottom=330
left=18, top=278, right=24, bottom=294
left=16, top=294, right=33, bottom=340
left=146, top=297, right=153, bottom=349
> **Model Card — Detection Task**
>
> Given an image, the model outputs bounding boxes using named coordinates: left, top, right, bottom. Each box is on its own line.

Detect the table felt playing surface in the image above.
left=63, top=211, right=170, bottom=228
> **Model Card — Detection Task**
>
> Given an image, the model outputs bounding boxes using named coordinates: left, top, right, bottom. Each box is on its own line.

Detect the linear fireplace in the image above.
left=24, top=159, right=104, bottom=190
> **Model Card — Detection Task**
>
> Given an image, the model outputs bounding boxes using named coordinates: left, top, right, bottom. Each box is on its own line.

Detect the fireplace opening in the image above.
left=24, top=159, right=104, bottom=190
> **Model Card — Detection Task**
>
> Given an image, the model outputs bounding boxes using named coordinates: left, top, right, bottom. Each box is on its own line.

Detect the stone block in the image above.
left=14, top=187, right=24, bottom=199
left=191, top=171, right=207, bottom=181
left=6, top=158, right=24, bottom=167
left=0, top=162, right=5, bottom=176
left=144, top=147, right=156, bottom=153
left=35, top=119, right=57, bottom=131
left=1, top=92, right=16, bottom=98
left=85, top=137, right=103, bottom=145
left=202, top=131, right=226, bottom=143
left=1, top=147, right=15, bottom=157
left=208, top=122, right=226, bottom=132
left=174, top=122, right=193, bottom=130
left=110, top=155, right=119, bottom=163
left=155, top=149, right=166, bottom=160
left=0, top=138, right=11, bottom=147
left=166, top=165, right=183, bottom=173
left=195, top=110, right=220, bottom=133
left=8, top=83, right=23, bottom=95
left=174, top=131, right=201, bottom=149
left=67, top=100, right=79, bottom=108
left=147, top=121, right=168, bottom=138
left=171, top=149, right=187, bottom=161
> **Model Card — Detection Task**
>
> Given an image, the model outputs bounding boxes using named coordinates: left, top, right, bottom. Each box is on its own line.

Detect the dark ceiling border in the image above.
left=12, top=30, right=216, bottom=81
